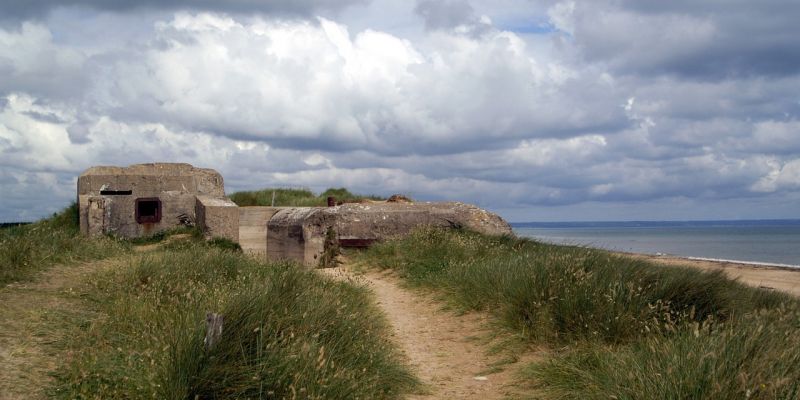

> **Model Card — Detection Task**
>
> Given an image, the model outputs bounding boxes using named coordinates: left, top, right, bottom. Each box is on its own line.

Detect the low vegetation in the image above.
left=7, top=196, right=798, bottom=399
left=51, top=240, right=415, bottom=399
left=229, top=187, right=383, bottom=207
left=2, top=201, right=413, bottom=399
left=356, top=228, right=800, bottom=399
left=0, top=203, right=129, bottom=285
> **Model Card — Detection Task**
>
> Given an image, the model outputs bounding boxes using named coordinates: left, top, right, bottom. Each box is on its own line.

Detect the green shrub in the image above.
left=205, top=237, right=242, bottom=252
left=127, top=226, right=200, bottom=245
left=230, top=188, right=319, bottom=207
left=229, top=187, right=383, bottom=207
left=320, top=187, right=383, bottom=203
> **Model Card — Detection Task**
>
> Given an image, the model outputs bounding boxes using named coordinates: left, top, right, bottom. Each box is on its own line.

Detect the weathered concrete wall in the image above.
left=78, top=163, right=226, bottom=238
left=263, top=201, right=512, bottom=266
left=78, top=163, right=224, bottom=197
left=238, top=206, right=281, bottom=256
left=196, top=196, right=239, bottom=242
left=83, top=196, right=109, bottom=237
left=79, top=191, right=196, bottom=237
left=266, top=208, right=335, bottom=267
left=329, top=201, right=512, bottom=240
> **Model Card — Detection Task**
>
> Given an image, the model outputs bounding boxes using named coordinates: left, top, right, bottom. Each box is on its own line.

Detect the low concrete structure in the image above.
left=77, top=163, right=235, bottom=240
left=239, top=207, right=281, bottom=255
left=264, top=202, right=512, bottom=267
left=332, top=201, right=512, bottom=240
left=78, top=163, right=513, bottom=267
left=195, top=195, right=239, bottom=242
left=267, top=208, right=336, bottom=265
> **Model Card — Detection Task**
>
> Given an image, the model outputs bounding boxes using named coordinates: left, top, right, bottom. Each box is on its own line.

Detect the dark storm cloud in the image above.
left=0, top=0, right=365, bottom=22
left=415, top=0, right=477, bottom=30
left=565, top=0, right=800, bottom=79
left=21, top=110, right=66, bottom=124
left=413, top=0, right=492, bottom=35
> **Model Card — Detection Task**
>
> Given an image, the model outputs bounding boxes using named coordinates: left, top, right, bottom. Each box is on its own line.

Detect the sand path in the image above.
left=321, top=266, right=537, bottom=400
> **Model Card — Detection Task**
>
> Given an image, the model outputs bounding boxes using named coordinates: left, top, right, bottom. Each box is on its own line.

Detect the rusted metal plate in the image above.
left=338, top=238, right=377, bottom=248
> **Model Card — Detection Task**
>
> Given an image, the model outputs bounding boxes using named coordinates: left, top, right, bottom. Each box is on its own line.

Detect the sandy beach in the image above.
left=627, top=253, right=800, bottom=297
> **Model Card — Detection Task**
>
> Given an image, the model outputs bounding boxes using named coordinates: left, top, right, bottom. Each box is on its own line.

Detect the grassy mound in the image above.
left=356, top=228, right=800, bottom=398
left=0, top=203, right=129, bottom=285
left=230, top=187, right=383, bottom=207
left=52, top=241, right=415, bottom=399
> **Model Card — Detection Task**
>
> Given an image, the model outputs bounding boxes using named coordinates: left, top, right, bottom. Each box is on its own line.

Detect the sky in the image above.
left=1, top=0, right=799, bottom=223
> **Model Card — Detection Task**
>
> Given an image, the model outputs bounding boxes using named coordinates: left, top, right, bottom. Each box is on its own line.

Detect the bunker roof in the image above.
left=80, top=163, right=214, bottom=177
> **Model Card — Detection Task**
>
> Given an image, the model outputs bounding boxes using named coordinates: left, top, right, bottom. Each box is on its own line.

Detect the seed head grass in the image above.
left=52, top=241, right=416, bottom=399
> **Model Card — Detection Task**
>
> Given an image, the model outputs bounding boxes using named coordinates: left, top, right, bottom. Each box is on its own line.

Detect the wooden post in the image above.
left=205, top=313, right=224, bottom=351
left=271, top=190, right=276, bottom=207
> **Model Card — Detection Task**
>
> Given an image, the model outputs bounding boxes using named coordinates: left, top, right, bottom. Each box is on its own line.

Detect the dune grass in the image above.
left=356, top=228, right=800, bottom=399
left=529, top=307, right=800, bottom=399
left=229, top=187, right=383, bottom=207
left=0, top=203, right=130, bottom=285
left=51, top=239, right=416, bottom=399
left=3, top=200, right=412, bottom=399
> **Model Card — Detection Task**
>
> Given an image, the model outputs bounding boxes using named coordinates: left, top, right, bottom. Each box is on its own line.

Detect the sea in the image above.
left=512, top=220, right=800, bottom=268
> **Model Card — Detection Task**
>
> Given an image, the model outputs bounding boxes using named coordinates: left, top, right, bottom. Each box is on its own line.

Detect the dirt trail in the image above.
left=0, top=258, right=125, bottom=400
left=322, top=266, right=538, bottom=399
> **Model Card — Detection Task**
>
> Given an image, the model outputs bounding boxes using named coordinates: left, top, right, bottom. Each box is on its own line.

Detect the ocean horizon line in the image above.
left=511, top=219, right=800, bottom=228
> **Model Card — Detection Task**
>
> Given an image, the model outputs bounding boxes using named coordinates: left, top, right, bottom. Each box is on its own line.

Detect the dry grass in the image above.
left=0, top=203, right=129, bottom=286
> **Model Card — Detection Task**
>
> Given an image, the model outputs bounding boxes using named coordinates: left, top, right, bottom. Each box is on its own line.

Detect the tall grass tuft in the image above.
left=0, top=203, right=129, bottom=285
left=53, top=242, right=416, bottom=399
left=356, top=228, right=800, bottom=398
left=229, top=187, right=383, bottom=207
left=530, top=306, right=800, bottom=399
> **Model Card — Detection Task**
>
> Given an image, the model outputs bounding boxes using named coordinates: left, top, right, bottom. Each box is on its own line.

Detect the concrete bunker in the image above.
left=78, top=163, right=513, bottom=267
left=77, top=163, right=238, bottom=241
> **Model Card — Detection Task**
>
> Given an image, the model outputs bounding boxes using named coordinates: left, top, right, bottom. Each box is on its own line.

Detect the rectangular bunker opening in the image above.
left=135, top=197, right=162, bottom=224
left=100, top=189, right=133, bottom=195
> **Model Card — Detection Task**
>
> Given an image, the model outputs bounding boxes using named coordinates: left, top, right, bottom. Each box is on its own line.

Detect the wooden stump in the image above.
left=205, top=313, right=224, bottom=351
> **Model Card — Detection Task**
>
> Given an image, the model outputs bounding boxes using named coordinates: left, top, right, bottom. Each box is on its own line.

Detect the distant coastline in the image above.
left=511, top=219, right=800, bottom=228
left=0, top=222, right=31, bottom=229
left=513, top=220, right=800, bottom=268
